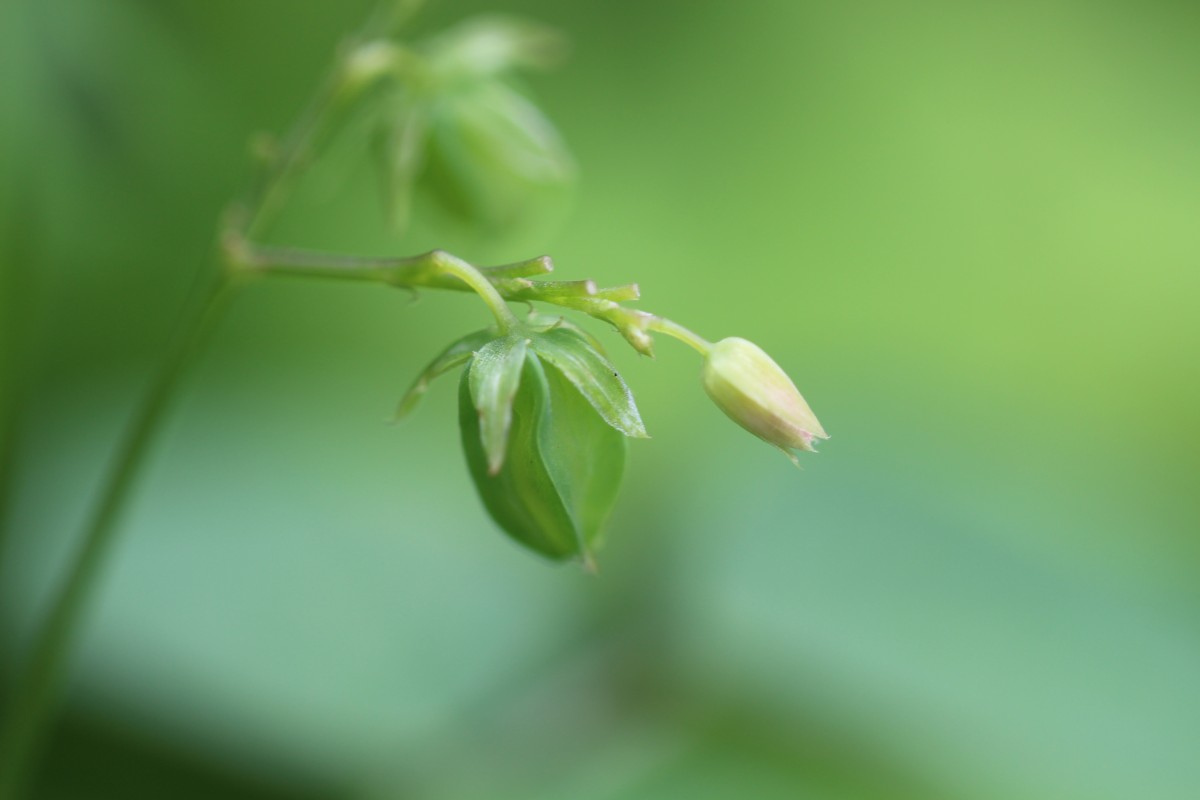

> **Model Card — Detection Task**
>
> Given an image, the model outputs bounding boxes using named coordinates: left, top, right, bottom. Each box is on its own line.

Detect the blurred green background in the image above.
left=3, top=0, right=1200, bottom=798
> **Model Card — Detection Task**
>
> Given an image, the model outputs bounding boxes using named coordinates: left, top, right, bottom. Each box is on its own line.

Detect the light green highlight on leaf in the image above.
left=529, top=327, right=647, bottom=439
left=468, top=335, right=529, bottom=474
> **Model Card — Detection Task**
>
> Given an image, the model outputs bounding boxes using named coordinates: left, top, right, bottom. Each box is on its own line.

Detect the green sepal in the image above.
left=467, top=335, right=529, bottom=474
left=525, top=314, right=608, bottom=356
left=528, top=327, right=647, bottom=439
left=537, top=358, right=626, bottom=559
left=459, top=354, right=626, bottom=564
left=394, top=328, right=495, bottom=421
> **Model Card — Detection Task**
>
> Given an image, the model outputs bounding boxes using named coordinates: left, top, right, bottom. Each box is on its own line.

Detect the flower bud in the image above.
left=423, top=78, right=574, bottom=229
left=459, top=353, right=626, bottom=565
left=702, top=337, right=828, bottom=463
left=397, top=326, right=645, bottom=565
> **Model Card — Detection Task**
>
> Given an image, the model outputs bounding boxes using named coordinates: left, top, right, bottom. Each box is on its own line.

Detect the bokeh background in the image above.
left=3, top=0, right=1200, bottom=798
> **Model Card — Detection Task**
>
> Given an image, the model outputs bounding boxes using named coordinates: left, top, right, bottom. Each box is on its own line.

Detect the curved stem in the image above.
left=0, top=276, right=233, bottom=799
left=428, top=251, right=520, bottom=333
left=647, top=317, right=713, bottom=356
left=236, top=9, right=412, bottom=239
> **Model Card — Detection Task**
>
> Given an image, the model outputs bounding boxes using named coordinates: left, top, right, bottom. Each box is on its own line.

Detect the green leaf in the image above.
left=529, top=327, right=647, bottom=438
left=526, top=314, right=609, bottom=356
left=468, top=335, right=529, bottom=474
left=394, top=328, right=494, bottom=421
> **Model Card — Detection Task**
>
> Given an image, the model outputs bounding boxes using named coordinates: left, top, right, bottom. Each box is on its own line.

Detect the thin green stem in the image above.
left=429, top=251, right=521, bottom=333
left=0, top=5, right=419, bottom=795
left=232, top=241, right=547, bottom=289
left=0, top=181, right=37, bottom=581
left=232, top=242, right=526, bottom=332
left=647, top=317, right=713, bottom=356
left=237, top=10, right=413, bottom=239
left=0, top=276, right=233, bottom=799
left=233, top=241, right=716, bottom=358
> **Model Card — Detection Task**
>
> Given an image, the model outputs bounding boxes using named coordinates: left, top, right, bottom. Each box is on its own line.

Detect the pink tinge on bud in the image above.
left=701, top=337, right=828, bottom=461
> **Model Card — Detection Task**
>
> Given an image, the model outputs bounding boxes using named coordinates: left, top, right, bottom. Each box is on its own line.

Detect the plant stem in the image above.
left=647, top=317, right=713, bottom=356
left=0, top=6, right=412, bottom=795
left=235, top=241, right=716, bottom=358
left=428, top=251, right=521, bottom=333
left=238, top=7, right=406, bottom=239
left=0, top=276, right=232, bottom=799
left=233, top=243, right=527, bottom=332
left=235, top=241, right=548, bottom=291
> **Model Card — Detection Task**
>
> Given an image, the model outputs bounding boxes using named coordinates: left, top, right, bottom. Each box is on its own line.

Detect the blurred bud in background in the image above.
left=422, top=16, right=568, bottom=80
left=374, top=16, right=574, bottom=232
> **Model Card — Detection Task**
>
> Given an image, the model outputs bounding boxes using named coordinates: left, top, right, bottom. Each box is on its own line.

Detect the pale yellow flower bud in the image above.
left=702, top=337, right=828, bottom=463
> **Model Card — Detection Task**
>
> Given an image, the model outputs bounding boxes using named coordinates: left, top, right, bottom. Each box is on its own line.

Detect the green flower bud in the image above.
left=460, top=350, right=628, bottom=565
left=401, top=325, right=643, bottom=564
left=423, top=78, right=574, bottom=228
left=702, top=337, right=828, bottom=464
left=369, top=17, right=572, bottom=232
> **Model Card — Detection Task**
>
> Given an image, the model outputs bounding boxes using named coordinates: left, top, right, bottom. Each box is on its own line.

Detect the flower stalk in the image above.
left=0, top=8, right=422, bottom=796
left=228, top=239, right=714, bottom=359
left=0, top=277, right=234, bottom=798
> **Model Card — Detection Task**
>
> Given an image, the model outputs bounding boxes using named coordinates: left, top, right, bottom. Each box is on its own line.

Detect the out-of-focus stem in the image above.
left=0, top=278, right=233, bottom=799
left=0, top=6, right=413, bottom=795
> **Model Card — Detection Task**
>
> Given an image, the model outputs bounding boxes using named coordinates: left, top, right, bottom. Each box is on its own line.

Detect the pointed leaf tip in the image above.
left=468, top=336, right=530, bottom=473
left=394, top=328, right=495, bottom=422
left=529, top=327, right=647, bottom=438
